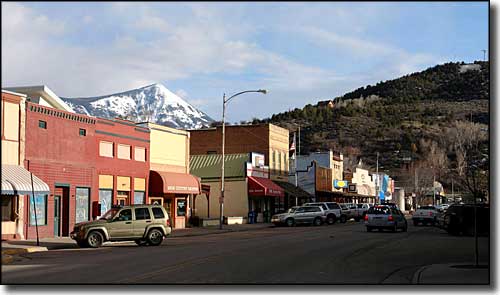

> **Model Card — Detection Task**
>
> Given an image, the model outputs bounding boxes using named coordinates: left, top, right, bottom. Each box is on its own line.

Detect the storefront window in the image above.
left=29, top=194, right=47, bottom=225
left=99, top=189, right=112, bottom=217
left=76, top=188, right=90, bottom=223
left=177, top=199, right=186, bottom=217
left=1, top=197, right=14, bottom=221
left=134, top=191, right=145, bottom=205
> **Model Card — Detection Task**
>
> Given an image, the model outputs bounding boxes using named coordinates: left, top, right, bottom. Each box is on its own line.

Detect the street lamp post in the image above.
left=220, top=89, right=267, bottom=230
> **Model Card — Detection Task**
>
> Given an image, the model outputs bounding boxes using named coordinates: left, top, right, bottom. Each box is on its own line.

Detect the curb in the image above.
left=411, top=265, right=430, bottom=284
left=2, top=254, right=14, bottom=264
left=1, top=246, right=48, bottom=255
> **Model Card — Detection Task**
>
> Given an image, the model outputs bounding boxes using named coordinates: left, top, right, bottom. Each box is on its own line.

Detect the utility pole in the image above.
left=294, top=130, right=298, bottom=206
left=376, top=152, right=379, bottom=204
left=481, top=49, right=487, bottom=61
left=451, top=178, right=454, bottom=203
left=433, top=172, right=436, bottom=206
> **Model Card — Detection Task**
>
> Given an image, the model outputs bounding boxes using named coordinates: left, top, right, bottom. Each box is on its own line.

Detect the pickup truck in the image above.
left=342, top=203, right=372, bottom=221
left=412, top=205, right=438, bottom=226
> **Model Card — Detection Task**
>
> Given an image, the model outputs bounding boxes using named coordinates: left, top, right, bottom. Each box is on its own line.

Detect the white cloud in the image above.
left=1, top=2, right=450, bottom=121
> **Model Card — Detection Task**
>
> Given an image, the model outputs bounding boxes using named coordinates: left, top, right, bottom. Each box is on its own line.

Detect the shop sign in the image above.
left=334, top=180, right=349, bottom=188
left=348, top=184, right=357, bottom=193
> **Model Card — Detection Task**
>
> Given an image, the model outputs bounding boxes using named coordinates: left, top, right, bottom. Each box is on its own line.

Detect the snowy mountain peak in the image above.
left=61, top=84, right=213, bottom=129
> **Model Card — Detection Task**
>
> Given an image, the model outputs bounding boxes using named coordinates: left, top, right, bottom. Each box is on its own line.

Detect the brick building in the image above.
left=23, top=102, right=97, bottom=239
left=189, top=124, right=290, bottom=182
left=95, top=118, right=150, bottom=215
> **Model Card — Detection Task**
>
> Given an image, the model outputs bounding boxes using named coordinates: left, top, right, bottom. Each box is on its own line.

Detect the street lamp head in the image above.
left=258, top=89, right=267, bottom=94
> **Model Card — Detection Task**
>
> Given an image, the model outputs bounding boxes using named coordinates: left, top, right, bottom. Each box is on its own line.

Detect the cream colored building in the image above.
left=137, top=122, right=198, bottom=229
left=351, top=167, right=376, bottom=197
left=190, top=153, right=250, bottom=221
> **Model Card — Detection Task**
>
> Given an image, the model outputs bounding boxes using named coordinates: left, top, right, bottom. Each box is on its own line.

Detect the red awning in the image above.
left=149, top=171, right=201, bottom=195
left=248, top=176, right=284, bottom=197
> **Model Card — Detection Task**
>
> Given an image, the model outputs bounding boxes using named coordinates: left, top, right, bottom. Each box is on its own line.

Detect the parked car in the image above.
left=70, top=205, right=172, bottom=248
left=271, top=206, right=326, bottom=227
left=364, top=205, right=408, bottom=232
left=381, top=202, right=399, bottom=209
left=412, top=205, right=438, bottom=226
left=435, top=203, right=450, bottom=212
left=443, top=204, right=489, bottom=236
left=339, top=204, right=350, bottom=223
left=346, top=203, right=373, bottom=221
left=303, top=202, right=345, bottom=224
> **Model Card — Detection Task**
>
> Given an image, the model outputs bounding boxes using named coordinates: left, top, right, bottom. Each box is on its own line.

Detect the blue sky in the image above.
left=2, top=2, right=489, bottom=123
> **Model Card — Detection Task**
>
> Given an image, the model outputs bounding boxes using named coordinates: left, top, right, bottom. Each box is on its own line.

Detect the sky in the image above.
left=1, top=2, right=489, bottom=123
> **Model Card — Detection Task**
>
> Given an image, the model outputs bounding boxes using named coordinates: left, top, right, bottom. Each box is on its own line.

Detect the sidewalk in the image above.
left=1, top=223, right=273, bottom=263
left=412, top=263, right=490, bottom=284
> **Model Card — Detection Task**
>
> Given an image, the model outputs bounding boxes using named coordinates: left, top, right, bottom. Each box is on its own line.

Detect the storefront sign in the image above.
left=348, top=184, right=357, bottom=193
left=334, top=180, right=349, bottom=189
left=246, top=162, right=270, bottom=178
left=251, top=152, right=265, bottom=167
left=167, top=185, right=199, bottom=192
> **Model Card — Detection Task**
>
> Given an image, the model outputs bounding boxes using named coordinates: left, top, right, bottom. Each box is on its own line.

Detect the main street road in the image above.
left=2, top=221, right=489, bottom=284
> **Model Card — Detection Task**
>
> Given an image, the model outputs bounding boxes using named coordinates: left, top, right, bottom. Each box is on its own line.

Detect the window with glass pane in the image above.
left=134, top=191, right=145, bottom=205
left=117, top=144, right=131, bottom=160
left=1, top=197, right=14, bottom=221
left=135, top=208, right=151, bottom=220
left=134, top=147, right=146, bottom=162
left=99, top=141, right=113, bottom=157
left=99, top=189, right=112, bottom=217
left=29, top=194, right=47, bottom=225
left=75, top=188, right=90, bottom=223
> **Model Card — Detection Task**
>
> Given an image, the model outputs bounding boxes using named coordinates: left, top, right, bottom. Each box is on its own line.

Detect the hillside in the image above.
left=258, top=61, right=489, bottom=195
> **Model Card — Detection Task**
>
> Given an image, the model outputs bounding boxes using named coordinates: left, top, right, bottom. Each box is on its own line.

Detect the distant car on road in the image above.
left=364, top=205, right=408, bottom=232
left=412, top=205, right=438, bottom=226
left=271, top=206, right=326, bottom=227
left=70, top=205, right=172, bottom=248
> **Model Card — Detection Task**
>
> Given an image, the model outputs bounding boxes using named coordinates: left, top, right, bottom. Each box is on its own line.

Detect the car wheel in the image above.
left=366, top=226, right=372, bottom=232
left=327, top=215, right=336, bottom=225
left=146, top=229, right=164, bottom=246
left=87, top=231, right=104, bottom=248
left=313, top=217, right=322, bottom=226
left=76, top=240, right=88, bottom=248
left=286, top=218, right=295, bottom=227
left=135, top=239, right=147, bottom=246
left=340, top=215, right=347, bottom=223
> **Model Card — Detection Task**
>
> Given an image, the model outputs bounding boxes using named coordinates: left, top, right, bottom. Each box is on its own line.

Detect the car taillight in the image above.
left=388, top=215, right=394, bottom=221
left=429, top=212, right=433, bottom=216
left=364, top=215, right=369, bottom=221
left=166, top=219, right=171, bottom=227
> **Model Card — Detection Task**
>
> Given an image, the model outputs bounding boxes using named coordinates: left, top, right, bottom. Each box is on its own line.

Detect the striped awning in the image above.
left=1, top=165, right=50, bottom=195
left=2, top=179, right=15, bottom=195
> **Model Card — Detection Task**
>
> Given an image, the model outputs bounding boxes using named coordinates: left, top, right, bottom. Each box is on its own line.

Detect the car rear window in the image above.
left=152, top=207, right=165, bottom=219
left=367, top=206, right=391, bottom=214
left=420, top=206, right=436, bottom=210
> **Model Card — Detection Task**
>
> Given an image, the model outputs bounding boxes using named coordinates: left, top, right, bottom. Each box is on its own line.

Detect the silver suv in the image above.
left=271, top=206, right=325, bottom=227
left=303, top=202, right=346, bottom=224
left=70, top=205, right=172, bottom=248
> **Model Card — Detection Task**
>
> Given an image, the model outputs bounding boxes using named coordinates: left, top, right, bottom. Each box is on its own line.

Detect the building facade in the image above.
left=189, top=124, right=290, bottom=182
left=137, top=122, right=199, bottom=229
left=95, top=118, right=150, bottom=217
left=23, top=102, right=97, bottom=239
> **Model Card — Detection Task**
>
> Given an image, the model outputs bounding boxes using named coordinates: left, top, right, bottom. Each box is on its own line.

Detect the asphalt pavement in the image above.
left=1, top=220, right=490, bottom=284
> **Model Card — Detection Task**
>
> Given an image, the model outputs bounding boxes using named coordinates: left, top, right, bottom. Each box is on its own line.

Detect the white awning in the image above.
left=2, top=179, right=15, bottom=195
left=1, top=165, right=50, bottom=195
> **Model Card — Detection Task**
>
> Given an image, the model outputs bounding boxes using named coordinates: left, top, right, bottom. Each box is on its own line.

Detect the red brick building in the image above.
left=94, top=118, right=150, bottom=215
left=24, top=102, right=98, bottom=239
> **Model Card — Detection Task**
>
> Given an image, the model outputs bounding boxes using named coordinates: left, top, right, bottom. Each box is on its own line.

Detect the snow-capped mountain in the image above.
left=61, top=83, right=213, bottom=129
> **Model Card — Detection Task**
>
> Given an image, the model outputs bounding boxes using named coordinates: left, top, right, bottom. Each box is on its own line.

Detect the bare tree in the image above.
left=447, top=121, right=488, bottom=202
